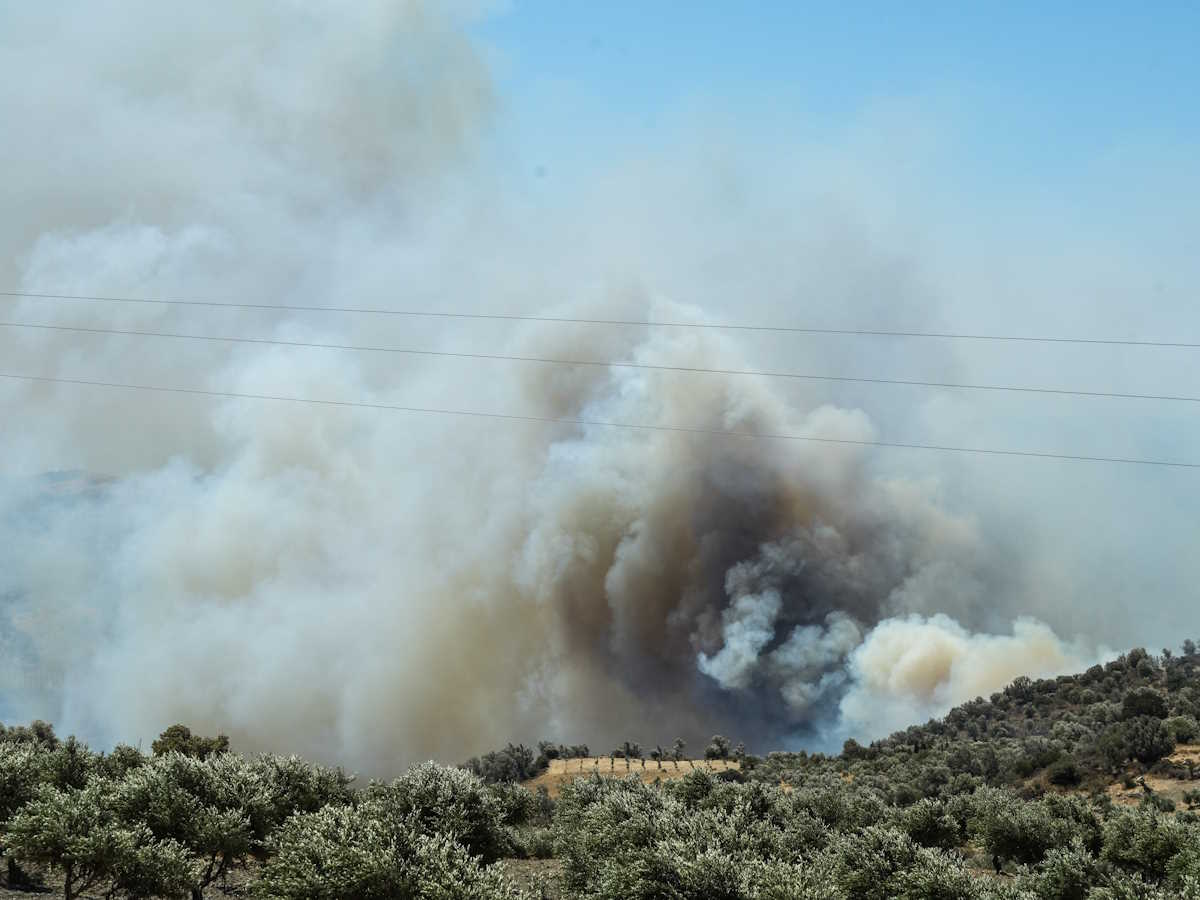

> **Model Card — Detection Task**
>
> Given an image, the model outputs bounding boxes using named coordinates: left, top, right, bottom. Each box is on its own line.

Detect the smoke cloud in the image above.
left=1, top=2, right=1196, bottom=771
left=840, top=615, right=1097, bottom=740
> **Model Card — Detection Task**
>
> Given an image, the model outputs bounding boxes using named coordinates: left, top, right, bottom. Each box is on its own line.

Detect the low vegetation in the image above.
left=2, top=643, right=1200, bottom=898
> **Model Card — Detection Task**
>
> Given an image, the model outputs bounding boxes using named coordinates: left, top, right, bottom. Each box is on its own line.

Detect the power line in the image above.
left=4, top=290, right=1198, bottom=349
left=1, top=371, right=1196, bottom=469
left=3, top=320, right=1196, bottom=404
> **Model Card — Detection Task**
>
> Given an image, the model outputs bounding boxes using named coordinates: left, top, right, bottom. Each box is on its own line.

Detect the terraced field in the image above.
left=524, top=757, right=741, bottom=797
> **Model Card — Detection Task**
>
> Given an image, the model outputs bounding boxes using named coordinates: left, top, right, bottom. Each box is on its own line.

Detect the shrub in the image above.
left=362, top=762, right=507, bottom=864
left=0, top=743, right=51, bottom=886
left=96, top=744, right=148, bottom=780
left=1166, top=715, right=1199, bottom=744
left=1101, top=806, right=1192, bottom=879
left=151, top=725, right=230, bottom=761
left=1021, top=840, right=1101, bottom=900
left=5, top=781, right=195, bottom=900
left=1047, top=757, right=1082, bottom=787
left=107, top=832, right=197, bottom=900
left=463, top=743, right=540, bottom=784
left=670, top=768, right=717, bottom=807
left=487, top=780, right=536, bottom=827
left=553, top=775, right=680, bottom=891
left=1100, top=717, right=1175, bottom=767
left=738, top=858, right=836, bottom=900
left=0, top=742, right=48, bottom=824
left=43, top=736, right=96, bottom=790
left=526, top=827, right=555, bottom=860
left=254, top=802, right=506, bottom=900
left=0, top=720, right=59, bottom=749
left=893, top=798, right=961, bottom=850
left=1125, top=717, right=1176, bottom=765
left=969, top=789, right=1095, bottom=866
left=251, top=754, right=356, bottom=828
left=822, top=826, right=974, bottom=900
left=113, top=752, right=268, bottom=895
left=1122, top=689, right=1170, bottom=721
left=706, top=735, right=733, bottom=760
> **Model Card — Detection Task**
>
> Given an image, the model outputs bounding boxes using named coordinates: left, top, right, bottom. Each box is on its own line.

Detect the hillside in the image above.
left=3, top=643, right=1200, bottom=899
left=754, top=644, right=1200, bottom=800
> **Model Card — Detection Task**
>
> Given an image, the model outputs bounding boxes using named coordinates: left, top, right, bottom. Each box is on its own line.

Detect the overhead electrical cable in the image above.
left=1, top=320, right=1195, bottom=404
left=1, top=371, right=1196, bottom=469
left=3, top=290, right=1198, bottom=349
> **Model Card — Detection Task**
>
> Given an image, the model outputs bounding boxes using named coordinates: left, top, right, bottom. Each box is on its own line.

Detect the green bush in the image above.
left=1046, top=757, right=1082, bottom=787
left=526, top=826, right=555, bottom=860
left=0, top=742, right=48, bottom=825
left=5, top=781, right=195, bottom=900
left=0, top=720, right=59, bottom=749
left=1166, top=715, right=1199, bottom=744
left=1122, top=689, right=1170, bottom=721
left=822, top=826, right=974, bottom=900
left=893, top=798, right=961, bottom=850
left=1101, top=806, right=1193, bottom=880
left=113, top=752, right=263, bottom=895
left=362, top=762, right=508, bottom=864
left=250, top=753, right=356, bottom=825
left=969, top=788, right=1095, bottom=866
left=151, top=725, right=230, bottom=761
left=1021, top=840, right=1102, bottom=900
left=463, top=743, right=541, bottom=784
left=487, top=780, right=537, bottom=826
left=1099, top=717, right=1175, bottom=766
left=254, top=802, right=506, bottom=900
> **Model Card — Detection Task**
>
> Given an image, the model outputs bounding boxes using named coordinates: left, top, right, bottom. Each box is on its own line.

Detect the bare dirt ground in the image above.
left=0, top=863, right=255, bottom=899
left=497, top=858, right=565, bottom=898
left=1096, top=744, right=1199, bottom=809
left=2, top=860, right=562, bottom=900
left=524, top=757, right=741, bottom=798
left=1167, top=742, right=1200, bottom=769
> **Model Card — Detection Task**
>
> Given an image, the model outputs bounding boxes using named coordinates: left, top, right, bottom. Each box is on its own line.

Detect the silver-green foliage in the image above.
left=0, top=742, right=48, bottom=825
left=113, top=751, right=262, bottom=893
left=1100, top=805, right=1196, bottom=881
left=362, top=761, right=508, bottom=863
left=255, top=763, right=512, bottom=900
left=254, top=801, right=507, bottom=900
left=552, top=774, right=985, bottom=900
left=4, top=780, right=195, bottom=900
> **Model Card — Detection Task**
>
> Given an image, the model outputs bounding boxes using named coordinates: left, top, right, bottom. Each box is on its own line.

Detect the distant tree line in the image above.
left=465, top=734, right=750, bottom=781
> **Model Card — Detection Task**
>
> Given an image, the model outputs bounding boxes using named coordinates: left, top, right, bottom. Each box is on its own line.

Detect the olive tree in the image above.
left=254, top=802, right=505, bottom=900
left=257, top=763, right=509, bottom=900
left=152, top=725, right=230, bottom=761
left=361, top=762, right=508, bottom=864
left=705, top=734, right=732, bottom=761
left=672, top=738, right=686, bottom=768
left=5, top=781, right=194, bottom=900
left=113, top=752, right=270, bottom=899
left=0, top=742, right=48, bottom=886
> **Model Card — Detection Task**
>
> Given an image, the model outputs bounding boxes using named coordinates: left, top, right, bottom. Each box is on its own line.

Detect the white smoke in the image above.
left=839, top=615, right=1103, bottom=741
left=0, top=1, right=1195, bottom=771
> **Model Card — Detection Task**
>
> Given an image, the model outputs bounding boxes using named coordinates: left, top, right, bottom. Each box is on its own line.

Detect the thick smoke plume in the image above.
left=2, top=1, right=1192, bottom=772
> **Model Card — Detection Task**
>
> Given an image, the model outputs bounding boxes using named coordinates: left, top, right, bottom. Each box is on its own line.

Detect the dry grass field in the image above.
left=524, top=756, right=741, bottom=797
left=1102, top=743, right=1200, bottom=808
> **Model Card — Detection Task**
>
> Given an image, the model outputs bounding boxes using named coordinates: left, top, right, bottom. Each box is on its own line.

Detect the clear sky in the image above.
left=474, top=2, right=1199, bottom=190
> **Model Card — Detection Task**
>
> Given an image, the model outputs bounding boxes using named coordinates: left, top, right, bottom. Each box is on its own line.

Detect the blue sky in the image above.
left=475, top=2, right=1199, bottom=189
